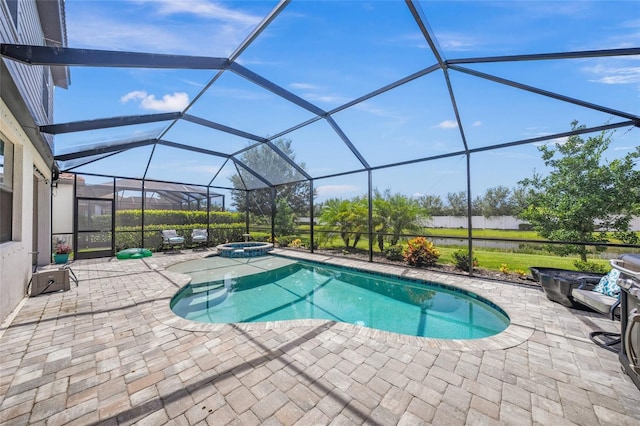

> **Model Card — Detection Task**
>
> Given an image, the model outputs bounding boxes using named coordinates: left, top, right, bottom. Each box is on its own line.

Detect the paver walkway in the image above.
left=1, top=249, right=638, bottom=425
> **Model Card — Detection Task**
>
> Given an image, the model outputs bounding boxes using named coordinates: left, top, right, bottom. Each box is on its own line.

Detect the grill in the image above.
left=610, top=254, right=640, bottom=390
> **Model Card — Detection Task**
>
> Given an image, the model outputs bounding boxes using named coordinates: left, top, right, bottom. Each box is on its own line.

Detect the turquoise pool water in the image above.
left=170, top=258, right=510, bottom=339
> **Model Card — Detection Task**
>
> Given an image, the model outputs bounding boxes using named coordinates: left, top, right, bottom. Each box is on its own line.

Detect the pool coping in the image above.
left=150, top=249, right=536, bottom=351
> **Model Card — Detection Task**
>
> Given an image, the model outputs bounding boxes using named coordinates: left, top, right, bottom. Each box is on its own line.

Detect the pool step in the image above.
left=190, top=282, right=225, bottom=293
left=188, top=287, right=228, bottom=307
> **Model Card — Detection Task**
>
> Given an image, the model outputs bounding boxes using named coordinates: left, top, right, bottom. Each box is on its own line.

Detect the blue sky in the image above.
left=54, top=0, right=639, bottom=205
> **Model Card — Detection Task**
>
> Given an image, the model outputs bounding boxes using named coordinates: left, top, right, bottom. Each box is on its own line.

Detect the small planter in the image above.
left=54, top=253, right=69, bottom=264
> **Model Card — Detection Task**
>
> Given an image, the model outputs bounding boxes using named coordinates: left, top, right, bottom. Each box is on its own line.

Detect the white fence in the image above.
left=421, top=216, right=640, bottom=231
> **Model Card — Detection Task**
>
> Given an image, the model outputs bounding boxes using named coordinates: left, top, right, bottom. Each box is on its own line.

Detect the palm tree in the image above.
left=319, top=197, right=368, bottom=248
left=374, top=190, right=426, bottom=250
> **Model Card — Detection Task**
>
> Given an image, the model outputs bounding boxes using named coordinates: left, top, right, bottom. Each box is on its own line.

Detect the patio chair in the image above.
left=571, top=269, right=621, bottom=352
left=161, top=229, right=185, bottom=253
left=191, top=228, right=208, bottom=251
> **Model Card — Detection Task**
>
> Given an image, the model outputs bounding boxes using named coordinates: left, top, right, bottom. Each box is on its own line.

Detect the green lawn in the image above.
left=436, top=247, right=609, bottom=272
left=309, top=232, right=614, bottom=273
left=424, top=228, right=542, bottom=240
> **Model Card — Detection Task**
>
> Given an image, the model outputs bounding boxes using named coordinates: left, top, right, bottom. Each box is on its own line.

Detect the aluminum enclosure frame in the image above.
left=2, top=0, right=639, bottom=267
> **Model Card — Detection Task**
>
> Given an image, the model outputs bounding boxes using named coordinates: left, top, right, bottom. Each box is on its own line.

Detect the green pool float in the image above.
left=116, top=248, right=153, bottom=260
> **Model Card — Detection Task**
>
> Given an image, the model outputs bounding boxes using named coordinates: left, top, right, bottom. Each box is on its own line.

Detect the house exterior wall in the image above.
left=0, top=0, right=66, bottom=323
left=0, top=98, right=52, bottom=322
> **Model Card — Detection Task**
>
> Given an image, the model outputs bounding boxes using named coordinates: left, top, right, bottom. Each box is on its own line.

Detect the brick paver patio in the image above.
left=1, top=249, right=638, bottom=425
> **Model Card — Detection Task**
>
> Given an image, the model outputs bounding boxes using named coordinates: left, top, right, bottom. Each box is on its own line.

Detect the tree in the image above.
left=509, top=186, right=529, bottom=216
left=229, top=138, right=313, bottom=217
left=446, top=191, right=469, bottom=216
left=475, top=186, right=515, bottom=218
left=518, top=121, right=640, bottom=261
left=417, top=194, right=445, bottom=216
left=274, top=197, right=296, bottom=236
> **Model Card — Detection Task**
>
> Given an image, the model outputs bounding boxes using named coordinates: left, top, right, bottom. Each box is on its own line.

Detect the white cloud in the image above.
left=585, top=64, right=640, bottom=85
left=472, top=121, right=483, bottom=127
left=434, top=120, right=459, bottom=129
left=290, top=82, right=321, bottom=91
left=288, top=82, right=350, bottom=106
left=533, top=136, right=569, bottom=147
left=434, top=32, right=479, bottom=51
left=121, top=91, right=189, bottom=112
left=120, top=90, right=147, bottom=103
left=68, top=1, right=262, bottom=55
left=316, top=184, right=361, bottom=197
left=145, top=0, right=262, bottom=26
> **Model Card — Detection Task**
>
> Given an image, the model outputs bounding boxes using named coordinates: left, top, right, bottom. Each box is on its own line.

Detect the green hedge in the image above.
left=115, top=210, right=243, bottom=227
left=115, top=223, right=248, bottom=251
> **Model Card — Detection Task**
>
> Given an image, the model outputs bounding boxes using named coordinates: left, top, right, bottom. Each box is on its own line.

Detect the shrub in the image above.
left=249, top=232, right=272, bottom=242
left=290, top=239, right=303, bottom=248
left=452, top=250, right=478, bottom=271
left=500, top=263, right=510, bottom=275
left=403, top=237, right=440, bottom=267
left=573, top=260, right=609, bottom=274
left=384, top=245, right=404, bottom=261
left=277, top=235, right=298, bottom=247
left=300, top=237, right=318, bottom=250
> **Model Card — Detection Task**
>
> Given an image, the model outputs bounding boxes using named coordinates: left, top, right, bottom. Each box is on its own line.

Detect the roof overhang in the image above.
left=36, top=0, right=69, bottom=88
left=1, top=59, right=55, bottom=166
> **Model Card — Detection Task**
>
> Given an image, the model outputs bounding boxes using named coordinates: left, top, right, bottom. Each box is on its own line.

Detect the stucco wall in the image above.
left=0, top=99, right=52, bottom=323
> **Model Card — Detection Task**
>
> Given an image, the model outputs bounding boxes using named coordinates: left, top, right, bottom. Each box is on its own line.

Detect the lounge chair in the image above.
left=191, top=229, right=208, bottom=250
left=161, top=229, right=185, bottom=253
left=571, top=269, right=621, bottom=352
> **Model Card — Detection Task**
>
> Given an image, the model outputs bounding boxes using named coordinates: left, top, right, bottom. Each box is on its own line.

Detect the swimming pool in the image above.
left=169, top=257, right=510, bottom=339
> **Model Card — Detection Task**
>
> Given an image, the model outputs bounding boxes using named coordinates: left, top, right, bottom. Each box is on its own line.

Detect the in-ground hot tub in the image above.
left=216, top=241, right=274, bottom=258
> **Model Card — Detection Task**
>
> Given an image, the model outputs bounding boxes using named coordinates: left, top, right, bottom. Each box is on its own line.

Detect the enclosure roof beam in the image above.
left=264, top=141, right=312, bottom=180
left=328, top=64, right=441, bottom=116
left=54, top=139, right=156, bottom=161
left=40, top=112, right=182, bottom=134
left=157, top=191, right=186, bottom=204
left=278, top=121, right=637, bottom=188
left=154, top=1, right=290, bottom=143
left=447, top=47, right=640, bottom=65
left=59, top=151, right=126, bottom=172
left=157, top=140, right=230, bottom=159
left=325, top=116, right=370, bottom=169
left=229, top=62, right=326, bottom=117
left=228, top=0, right=290, bottom=63
left=208, top=158, right=230, bottom=187
left=157, top=140, right=276, bottom=189
left=181, top=114, right=311, bottom=180
left=405, top=0, right=469, bottom=152
left=0, top=44, right=230, bottom=69
left=182, top=114, right=267, bottom=142
left=405, top=0, right=445, bottom=68
left=450, top=65, right=640, bottom=122
left=232, top=158, right=274, bottom=189
left=468, top=121, right=638, bottom=154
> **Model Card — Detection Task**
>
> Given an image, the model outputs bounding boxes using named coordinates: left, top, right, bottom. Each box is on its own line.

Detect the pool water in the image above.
left=170, top=258, right=510, bottom=339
